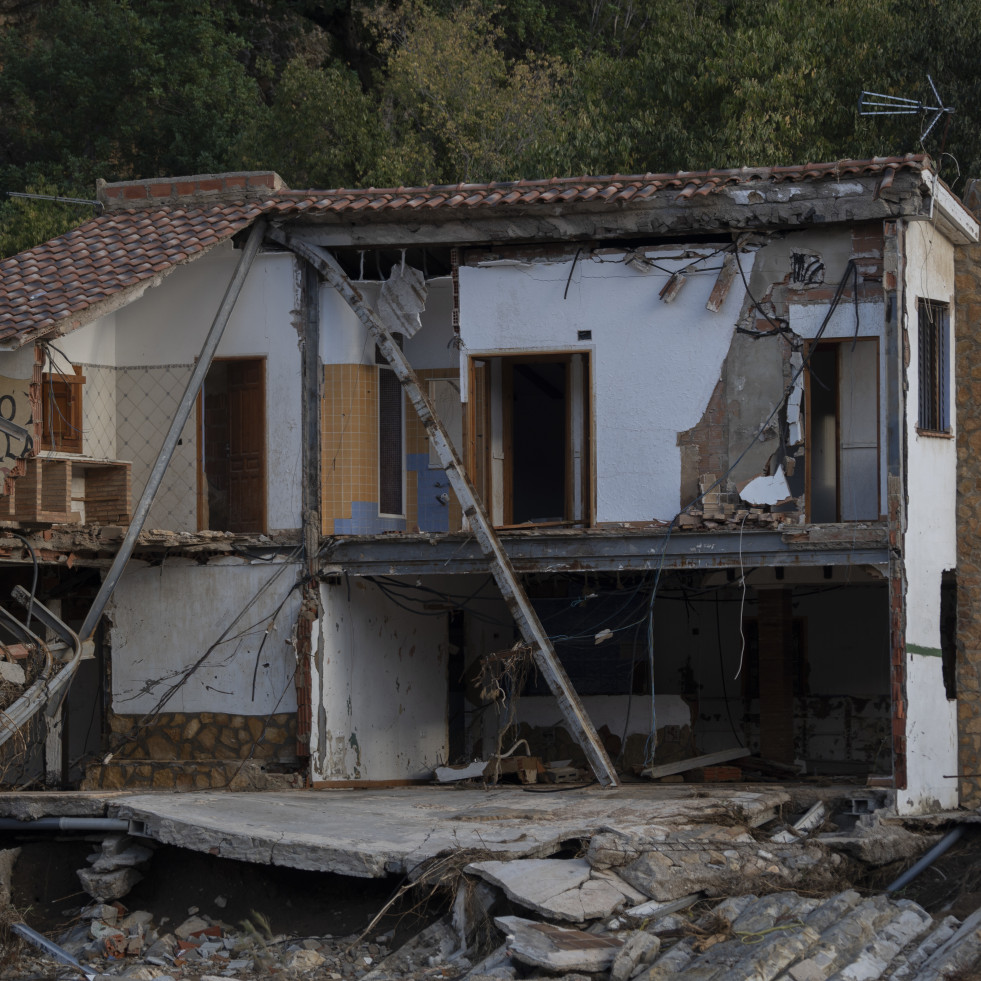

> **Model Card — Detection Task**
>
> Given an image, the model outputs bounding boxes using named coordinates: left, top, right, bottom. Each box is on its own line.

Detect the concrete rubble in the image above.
left=3, top=790, right=981, bottom=980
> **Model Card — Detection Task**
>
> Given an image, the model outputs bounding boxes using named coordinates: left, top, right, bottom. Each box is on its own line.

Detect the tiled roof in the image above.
left=0, top=204, right=262, bottom=346
left=0, top=156, right=930, bottom=346
left=260, top=155, right=929, bottom=215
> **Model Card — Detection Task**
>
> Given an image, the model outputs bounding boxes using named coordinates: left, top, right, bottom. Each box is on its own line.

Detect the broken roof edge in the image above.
left=97, top=171, right=288, bottom=212
left=916, top=171, right=980, bottom=244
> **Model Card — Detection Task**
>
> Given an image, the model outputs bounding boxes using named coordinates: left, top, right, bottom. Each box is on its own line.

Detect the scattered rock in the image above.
left=285, top=947, right=326, bottom=971
left=77, top=866, right=143, bottom=902
left=610, top=931, right=660, bottom=981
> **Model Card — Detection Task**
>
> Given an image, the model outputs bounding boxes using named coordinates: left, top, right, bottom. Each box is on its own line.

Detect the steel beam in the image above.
left=79, top=220, right=267, bottom=642
left=269, top=226, right=620, bottom=787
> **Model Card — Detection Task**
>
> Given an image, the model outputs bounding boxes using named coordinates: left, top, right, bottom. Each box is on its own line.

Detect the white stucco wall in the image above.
left=898, top=219, right=959, bottom=814
left=108, top=558, right=301, bottom=715
left=312, top=576, right=449, bottom=782
left=459, top=248, right=750, bottom=522
left=319, top=276, right=455, bottom=371
left=38, top=244, right=303, bottom=532
left=114, top=244, right=303, bottom=532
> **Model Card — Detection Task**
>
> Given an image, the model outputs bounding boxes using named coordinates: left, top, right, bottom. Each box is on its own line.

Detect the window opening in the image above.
left=807, top=338, right=879, bottom=522
left=472, top=352, right=590, bottom=527
left=918, top=299, right=950, bottom=434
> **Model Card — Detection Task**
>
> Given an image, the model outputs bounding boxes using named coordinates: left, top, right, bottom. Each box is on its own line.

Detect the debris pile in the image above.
left=9, top=903, right=394, bottom=980
left=4, top=796, right=981, bottom=981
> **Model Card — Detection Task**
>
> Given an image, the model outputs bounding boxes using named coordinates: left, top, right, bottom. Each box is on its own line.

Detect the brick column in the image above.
left=757, top=588, right=795, bottom=763
left=955, top=238, right=981, bottom=804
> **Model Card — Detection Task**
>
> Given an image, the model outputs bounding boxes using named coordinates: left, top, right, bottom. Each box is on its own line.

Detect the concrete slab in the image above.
left=102, top=786, right=790, bottom=877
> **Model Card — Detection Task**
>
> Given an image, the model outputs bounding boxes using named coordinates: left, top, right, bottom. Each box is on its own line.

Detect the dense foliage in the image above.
left=0, top=0, right=978, bottom=256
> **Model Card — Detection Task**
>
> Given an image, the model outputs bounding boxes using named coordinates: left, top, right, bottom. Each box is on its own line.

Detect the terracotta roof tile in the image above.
left=0, top=156, right=931, bottom=346
left=0, top=203, right=260, bottom=345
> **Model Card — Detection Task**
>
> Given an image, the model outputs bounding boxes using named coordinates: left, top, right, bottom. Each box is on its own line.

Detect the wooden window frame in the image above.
left=917, top=298, right=950, bottom=436
left=40, top=365, right=84, bottom=454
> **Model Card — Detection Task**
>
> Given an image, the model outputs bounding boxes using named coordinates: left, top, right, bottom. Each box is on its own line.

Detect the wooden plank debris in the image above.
left=771, top=801, right=828, bottom=844
left=640, top=746, right=749, bottom=780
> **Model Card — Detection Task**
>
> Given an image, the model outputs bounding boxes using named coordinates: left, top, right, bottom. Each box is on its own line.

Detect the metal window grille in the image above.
left=918, top=299, right=949, bottom=433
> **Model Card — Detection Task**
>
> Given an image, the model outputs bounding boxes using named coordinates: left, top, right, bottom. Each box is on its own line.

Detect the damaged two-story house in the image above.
left=0, top=155, right=976, bottom=815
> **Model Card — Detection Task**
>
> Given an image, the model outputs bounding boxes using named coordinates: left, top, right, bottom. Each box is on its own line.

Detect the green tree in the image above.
left=0, top=0, right=263, bottom=184
left=235, top=56, right=386, bottom=190
left=367, top=1, right=567, bottom=185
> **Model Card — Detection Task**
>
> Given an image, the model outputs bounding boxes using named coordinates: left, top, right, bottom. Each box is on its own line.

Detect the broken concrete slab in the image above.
left=466, top=858, right=636, bottom=923
left=495, top=915, right=623, bottom=973
left=816, top=808, right=940, bottom=866
left=104, top=786, right=791, bottom=876
left=588, top=823, right=838, bottom=901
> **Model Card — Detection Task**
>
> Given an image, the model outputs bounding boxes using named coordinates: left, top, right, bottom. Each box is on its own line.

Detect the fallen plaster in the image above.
left=738, top=466, right=792, bottom=507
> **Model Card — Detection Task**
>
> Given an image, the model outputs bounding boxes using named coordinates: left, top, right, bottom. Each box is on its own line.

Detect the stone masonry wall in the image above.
left=107, top=711, right=297, bottom=762
left=955, top=239, right=981, bottom=805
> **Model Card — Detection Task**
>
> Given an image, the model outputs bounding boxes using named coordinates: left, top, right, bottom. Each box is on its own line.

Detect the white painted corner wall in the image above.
left=899, top=218, right=958, bottom=814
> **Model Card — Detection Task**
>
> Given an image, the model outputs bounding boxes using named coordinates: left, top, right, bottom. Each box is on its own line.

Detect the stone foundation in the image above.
left=81, top=759, right=305, bottom=791
left=107, top=711, right=298, bottom=763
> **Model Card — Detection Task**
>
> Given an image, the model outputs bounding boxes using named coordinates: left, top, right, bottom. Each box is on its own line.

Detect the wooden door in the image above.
left=200, top=358, right=266, bottom=533
left=227, top=359, right=266, bottom=533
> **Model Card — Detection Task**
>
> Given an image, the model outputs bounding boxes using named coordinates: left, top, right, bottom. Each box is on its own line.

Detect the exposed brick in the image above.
left=149, top=182, right=172, bottom=198
left=122, top=185, right=147, bottom=200
left=197, top=179, right=223, bottom=192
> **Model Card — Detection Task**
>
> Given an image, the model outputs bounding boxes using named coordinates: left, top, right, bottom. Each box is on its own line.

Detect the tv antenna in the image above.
left=859, top=75, right=954, bottom=143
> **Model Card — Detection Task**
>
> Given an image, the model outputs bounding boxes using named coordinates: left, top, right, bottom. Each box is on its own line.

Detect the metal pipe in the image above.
left=80, top=218, right=267, bottom=641
left=0, top=817, right=129, bottom=831
left=886, top=824, right=965, bottom=893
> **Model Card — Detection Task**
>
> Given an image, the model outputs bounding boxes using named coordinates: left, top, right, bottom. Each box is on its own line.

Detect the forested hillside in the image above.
left=0, top=0, right=977, bottom=256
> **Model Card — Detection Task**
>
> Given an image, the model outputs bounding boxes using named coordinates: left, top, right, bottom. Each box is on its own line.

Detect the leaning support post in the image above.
left=79, top=219, right=268, bottom=642
left=269, top=227, right=619, bottom=787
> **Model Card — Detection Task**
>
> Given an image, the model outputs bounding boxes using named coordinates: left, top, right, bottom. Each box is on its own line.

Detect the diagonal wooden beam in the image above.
left=268, top=226, right=619, bottom=787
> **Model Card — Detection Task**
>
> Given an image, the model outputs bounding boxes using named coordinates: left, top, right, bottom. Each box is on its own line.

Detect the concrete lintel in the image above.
left=319, top=530, right=890, bottom=577
left=280, top=177, right=927, bottom=250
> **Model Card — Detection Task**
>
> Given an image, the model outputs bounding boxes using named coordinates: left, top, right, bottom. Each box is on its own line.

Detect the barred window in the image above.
left=918, top=299, right=950, bottom=434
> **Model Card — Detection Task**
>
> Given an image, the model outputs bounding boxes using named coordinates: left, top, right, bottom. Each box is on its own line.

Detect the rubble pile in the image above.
left=4, top=801, right=981, bottom=981
left=7, top=903, right=394, bottom=980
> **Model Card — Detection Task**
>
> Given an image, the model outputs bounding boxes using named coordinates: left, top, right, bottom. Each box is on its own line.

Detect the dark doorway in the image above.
left=509, top=361, right=567, bottom=524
